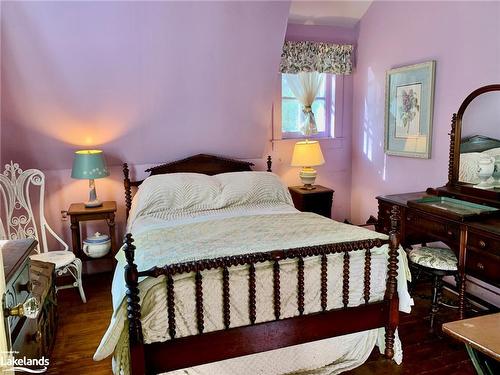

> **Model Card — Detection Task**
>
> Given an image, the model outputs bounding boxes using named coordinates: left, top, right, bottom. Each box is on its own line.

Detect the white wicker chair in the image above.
left=0, top=161, right=86, bottom=303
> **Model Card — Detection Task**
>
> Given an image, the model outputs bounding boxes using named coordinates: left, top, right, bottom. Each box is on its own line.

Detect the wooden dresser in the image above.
left=377, top=191, right=500, bottom=316
left=2, top=239, right=57, bottom=360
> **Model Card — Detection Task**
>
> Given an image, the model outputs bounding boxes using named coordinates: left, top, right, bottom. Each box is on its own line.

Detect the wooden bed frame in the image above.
left=122, top=154, right=400, bottom=375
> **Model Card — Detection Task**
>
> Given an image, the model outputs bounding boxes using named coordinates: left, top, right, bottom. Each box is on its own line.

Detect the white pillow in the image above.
left=216, top=171, right=293, bottom=207
left=459, top=153, right=481, bottom=184
left=128, top=171, right=293, bottom=222
left=129, top=173, right=222, bottom=220
left=482, top=147, right=500, bottom=157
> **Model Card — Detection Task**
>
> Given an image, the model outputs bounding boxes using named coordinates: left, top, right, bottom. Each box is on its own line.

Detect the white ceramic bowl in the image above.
left=83, top=240, right=110, bottom=258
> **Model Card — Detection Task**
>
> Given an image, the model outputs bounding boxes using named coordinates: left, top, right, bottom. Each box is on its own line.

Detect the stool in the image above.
left=408, top=246, right=459, bottom=330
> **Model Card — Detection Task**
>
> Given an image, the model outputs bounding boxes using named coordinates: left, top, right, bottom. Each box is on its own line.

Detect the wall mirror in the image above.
left=448, top=84, right=500, bottom=198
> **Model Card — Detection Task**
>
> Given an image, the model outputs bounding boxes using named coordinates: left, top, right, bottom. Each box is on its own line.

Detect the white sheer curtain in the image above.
left=286, top=72, right=324, bottom=136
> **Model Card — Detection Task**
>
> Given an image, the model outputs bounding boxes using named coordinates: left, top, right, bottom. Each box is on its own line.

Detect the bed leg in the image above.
left=384, top=206, right=400, bottom=359
left=124, top=233, right=146, bottom=374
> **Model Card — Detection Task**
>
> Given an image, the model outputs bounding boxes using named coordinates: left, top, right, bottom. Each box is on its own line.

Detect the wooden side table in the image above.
left=68, top=201, right=117, bottom=275
left=288, top=185, right=334, bottom=218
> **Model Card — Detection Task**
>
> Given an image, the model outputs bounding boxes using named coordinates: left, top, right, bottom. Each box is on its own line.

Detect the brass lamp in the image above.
left=291, top=140, right=325, bottom=190
left=71, top=150, right=109, bottom=207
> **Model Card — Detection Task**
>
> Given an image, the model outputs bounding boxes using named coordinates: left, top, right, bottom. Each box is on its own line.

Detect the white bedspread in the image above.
left=95, top=204, right=411, bottom=375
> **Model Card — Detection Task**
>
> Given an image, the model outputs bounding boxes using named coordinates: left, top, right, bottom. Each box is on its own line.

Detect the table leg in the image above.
left=458, top=225, right=468, bottom=319
left=107, top=213, right=117, bottom=255
left=465, top=344, right=498, bottom=375
left=70, top=217, right=81, bottom=258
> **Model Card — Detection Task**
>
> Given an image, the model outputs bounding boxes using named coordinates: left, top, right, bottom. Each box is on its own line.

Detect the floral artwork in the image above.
left=395, top=83, right=422, bottom=137
left=384, top=61, right=435, bottom=158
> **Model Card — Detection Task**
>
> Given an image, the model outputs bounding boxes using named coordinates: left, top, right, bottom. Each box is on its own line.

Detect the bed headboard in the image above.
left=460, top=135, right=500, bottom=153
left=123, top=154, right=272, bottom=218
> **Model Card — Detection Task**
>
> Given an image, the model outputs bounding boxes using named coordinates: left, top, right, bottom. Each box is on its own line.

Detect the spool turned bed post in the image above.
left=384, top=206, right=400, bottom=359
left=123, top=163, right=132, bottom=219
left=124, top=233, right=146, bottom=374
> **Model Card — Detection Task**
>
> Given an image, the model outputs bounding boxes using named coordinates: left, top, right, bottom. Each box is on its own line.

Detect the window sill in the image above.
left=272, top=137, right=346, bottom=150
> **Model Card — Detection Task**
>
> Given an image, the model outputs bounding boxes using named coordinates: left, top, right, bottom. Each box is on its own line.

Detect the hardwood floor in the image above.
left=47, top=273, right=476, bottom=374
left=47, top=273, right=114, bottom=374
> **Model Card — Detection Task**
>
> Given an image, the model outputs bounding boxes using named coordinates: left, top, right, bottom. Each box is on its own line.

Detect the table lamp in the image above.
left=291, top=140, right=325, bottom=190
left=71, top=150, right=109, bottom=207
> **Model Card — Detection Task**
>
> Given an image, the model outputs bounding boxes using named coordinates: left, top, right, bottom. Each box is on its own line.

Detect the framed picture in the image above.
left=384, top=61, right=436, bottom=158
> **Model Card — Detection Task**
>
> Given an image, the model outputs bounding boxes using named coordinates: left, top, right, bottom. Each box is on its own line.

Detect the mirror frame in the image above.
left=447, top=84, right=500, bottom=187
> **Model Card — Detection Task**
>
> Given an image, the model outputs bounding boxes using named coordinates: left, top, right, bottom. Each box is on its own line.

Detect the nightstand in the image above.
left=288, top=185, right=334, bottom=218
left=68, top=201, right=117, bottom=275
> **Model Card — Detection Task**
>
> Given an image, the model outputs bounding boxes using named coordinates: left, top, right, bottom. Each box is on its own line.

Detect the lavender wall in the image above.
left=351, top=0, right=500, bottom=223
left=1, top=1, right=290, bottom=170
left=0, top=1, right=290, bottom=243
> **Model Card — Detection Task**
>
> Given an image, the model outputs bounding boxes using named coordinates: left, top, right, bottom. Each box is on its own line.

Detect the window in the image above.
left=281, top=73, right=336, bottom=139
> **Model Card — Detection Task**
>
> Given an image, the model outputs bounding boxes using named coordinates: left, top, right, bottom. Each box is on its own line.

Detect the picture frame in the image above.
left=384, top=61, right=436, bottom=158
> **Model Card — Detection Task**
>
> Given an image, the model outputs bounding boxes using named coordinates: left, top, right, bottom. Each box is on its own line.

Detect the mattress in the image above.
left=94, top=204, right=412, bottom=375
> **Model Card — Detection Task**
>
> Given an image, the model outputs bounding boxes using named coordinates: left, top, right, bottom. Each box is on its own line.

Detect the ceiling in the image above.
left=289, top=1, right=372, bottom=28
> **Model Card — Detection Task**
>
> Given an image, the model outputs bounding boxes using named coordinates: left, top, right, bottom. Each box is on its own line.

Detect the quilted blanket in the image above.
left=95, top=212, right=411, bottom=375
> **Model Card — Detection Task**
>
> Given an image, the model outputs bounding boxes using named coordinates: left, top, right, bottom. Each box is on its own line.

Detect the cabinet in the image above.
left=288, top=185, right=334, bottom=218
left=2, top=239, right=57, bottom=360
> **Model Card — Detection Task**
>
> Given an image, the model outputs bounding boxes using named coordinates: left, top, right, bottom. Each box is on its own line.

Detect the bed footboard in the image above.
left=124, top=207, right=401, bottom=375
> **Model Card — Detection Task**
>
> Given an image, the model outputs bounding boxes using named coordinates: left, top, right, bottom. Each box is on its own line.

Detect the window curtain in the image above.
left=285, top=72, right=323, bottom=136
left=280, top=41, right=353, bottom=136
left=280, top=41, right=353, bottom=75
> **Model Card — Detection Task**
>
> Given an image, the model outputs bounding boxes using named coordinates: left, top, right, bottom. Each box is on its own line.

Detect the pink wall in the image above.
left=351, top=0, right=500, bottom=223
left=0, top=1, right=290, bottom=243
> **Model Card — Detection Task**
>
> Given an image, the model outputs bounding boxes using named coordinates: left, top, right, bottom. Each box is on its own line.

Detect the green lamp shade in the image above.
left=71, top=150, right=110, bottom=179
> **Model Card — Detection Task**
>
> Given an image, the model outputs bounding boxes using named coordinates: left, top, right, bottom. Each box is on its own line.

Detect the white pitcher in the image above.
left=476, top=155, right=495, bottom=189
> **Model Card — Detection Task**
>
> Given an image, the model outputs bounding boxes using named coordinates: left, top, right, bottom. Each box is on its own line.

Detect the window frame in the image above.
left=279, top=73, right=338, bottom=140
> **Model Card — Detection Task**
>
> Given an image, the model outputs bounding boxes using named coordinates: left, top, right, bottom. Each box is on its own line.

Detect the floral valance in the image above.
left=280, top=41, right=353, bottom=75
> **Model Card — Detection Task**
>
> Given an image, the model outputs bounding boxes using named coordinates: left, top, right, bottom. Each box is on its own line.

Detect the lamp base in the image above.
left=299, top=167, right=317, bottom=190
left=85, top=199, right=103, bottom=208
left=85, top=179, right=102, bottom=207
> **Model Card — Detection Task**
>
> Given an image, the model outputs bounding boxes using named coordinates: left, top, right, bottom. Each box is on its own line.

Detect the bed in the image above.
left=94, top=154, right=411, bottom=375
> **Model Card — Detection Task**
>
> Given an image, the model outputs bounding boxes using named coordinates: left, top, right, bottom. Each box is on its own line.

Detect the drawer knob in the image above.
left=477, top=262, right=485, bottom=270
left=31, top=330, right=42, bottom=343
left=479, top=240, right=487, bottom=248
left=447, top=230, right=453, bottom=237
left=4, top=297, right=40, bottom=319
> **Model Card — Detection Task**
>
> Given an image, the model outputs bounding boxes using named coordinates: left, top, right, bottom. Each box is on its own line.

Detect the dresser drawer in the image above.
left=467, top=231, right=500, bottom=257
left=406, top=210, right=460, bottom=243
left=377, top=202, right=393, bottom=233
left=12, top=316, right=42, bottom=360
left=466, top=249, right=500, bottom=286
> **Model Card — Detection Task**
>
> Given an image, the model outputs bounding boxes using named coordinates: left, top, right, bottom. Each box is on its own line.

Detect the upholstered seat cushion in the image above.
left=30, top=250, right=76, bottom=269
left=408, top=247, right=458, bottom=271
